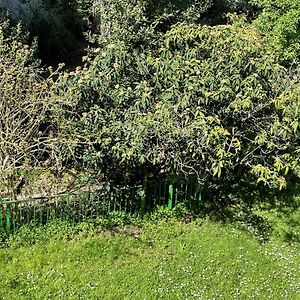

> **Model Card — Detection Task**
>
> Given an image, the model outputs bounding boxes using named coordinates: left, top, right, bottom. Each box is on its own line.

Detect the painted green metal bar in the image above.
left=83, top=192, right=87, bottom=219
left=102, top=190, right=106, bottom=216
left=72, top=194, right=76, bottom=224
left=124, top=192, right=128, bottom=213
left=26, top=207, right=29, bottom=223
left=163, top=179, right=167, bottom=205
left=96, top=193, right=100, bottom=218
left=0, top=205, right=3, bottom=234
left=13, top=203, right=17, bottom=233
left=113, top=190, right=117, bottom=212
left=168, top=176, right=174, bottom=209
left=129, top=189, right=133, bottom=214
left=141, top=188, right=146, bottom=213
left=6, top=205, right=11, bottom=235
left=19, top=206, right=23, bottom=226
left=174, top=180, right=178, bottom=206
left=33, top=205, right=36, bottom=224
left=46, top=205, right=50, bottom=224
left=66, top=193, right=70, bottom=222
left=52, top=202, right=56, bottom=221
left=158, top=179, right=162, bottom=205
left=82, top=193, right=85, bottom=220
left=90, top=192, right=94, bottom=218
left=78, top=193, right=82, bottom=221
left=107, top=189, right=111, bottom=215
left=82, top=192, right=89, bottom=220
left=39, top=206, right=43, bottom=225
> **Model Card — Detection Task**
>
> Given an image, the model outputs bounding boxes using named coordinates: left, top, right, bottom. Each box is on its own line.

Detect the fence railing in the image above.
left=0, top=176, right=204, bottom=236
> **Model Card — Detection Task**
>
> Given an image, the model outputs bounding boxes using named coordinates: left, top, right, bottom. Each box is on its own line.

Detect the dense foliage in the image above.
left=252, top=0, right=300, bottom=63
left=64, top=20, right=300, bottom=190
left=0, top=20, right=76, bottom=197
left=1, top=0, right=300, bottom=197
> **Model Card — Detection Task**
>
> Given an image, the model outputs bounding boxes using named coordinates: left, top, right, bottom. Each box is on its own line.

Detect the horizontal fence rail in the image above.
left=0, top=176, right=204, bottom=236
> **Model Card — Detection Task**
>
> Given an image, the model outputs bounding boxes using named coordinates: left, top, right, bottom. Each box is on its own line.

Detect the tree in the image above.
left=63, top=20, right=300, bottom=190
left=0, top=20, right=75, bottom=198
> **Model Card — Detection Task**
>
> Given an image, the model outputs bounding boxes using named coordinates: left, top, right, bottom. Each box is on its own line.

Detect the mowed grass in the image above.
left=0, top=217, right=299, bottom=300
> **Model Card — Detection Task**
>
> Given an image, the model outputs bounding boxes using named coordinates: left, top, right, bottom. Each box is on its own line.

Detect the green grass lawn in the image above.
left=0, top=217, right=299, bottom=299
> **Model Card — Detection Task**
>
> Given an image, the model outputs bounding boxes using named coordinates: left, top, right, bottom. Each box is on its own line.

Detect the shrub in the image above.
left=61, top=20, right=300, bottom=192
left=0, top=19, right=76, bottom=197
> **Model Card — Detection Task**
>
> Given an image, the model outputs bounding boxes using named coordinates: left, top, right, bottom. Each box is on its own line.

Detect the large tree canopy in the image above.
left=62, top=21, right=300, bottom=189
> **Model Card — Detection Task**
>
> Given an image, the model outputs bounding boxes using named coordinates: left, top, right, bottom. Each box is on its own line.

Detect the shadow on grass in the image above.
left=200, top=181, right=300, bottom=244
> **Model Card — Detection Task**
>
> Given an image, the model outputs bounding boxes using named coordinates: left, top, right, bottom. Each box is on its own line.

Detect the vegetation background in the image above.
left=0, top=1, right=300, bottom=299
left=0, top=0, right=300, bottom=201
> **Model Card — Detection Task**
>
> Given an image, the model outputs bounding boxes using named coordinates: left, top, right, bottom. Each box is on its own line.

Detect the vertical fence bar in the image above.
left=0, top=205, right=3, bottom=234
left=113, top=189, right=117, bottom=212
left=102, top=189, right=106, bottom=216
left=53, top=200, right=57, bottom=221
left=6, top=204, right=11, bottom=235
left=89, top=192, right=92, bottom=218
left=153, top=181, right=157, bottom=206
left=66, top=193, right=70, bottom=222
left=96, top=192, right=100, bottom=218
left=39, top=205, right=43, bottom=226
left=107, top=187, right=111, bottom=215
left=72, top=194, right=76, bottom=224
left=158, top=179, right=162, bottom=205
left=173, top=180, right=177, bottom=207
left=124, top=190, right=128, bottom=213
left=26, top=206, right=29, bottom=223
left=12, top=204, right=16, bottom=233
left=85, top=192, right=88, bottom=220
left=13, top=203, right=18, bottom=233
left=83, top=192, right=87, bottom=220
left=84, top=192, right=87, bottom=220
left=46, top=205, right=50, bottom=224
left=168, top=176, right=174, bottom=209
left=78, top=193, right=82, bottom=221
left=19, top=206, right=23, bottom=226
left=33, top=204, right=36, bottom=224
left=141, top=188, right=146, bottom=213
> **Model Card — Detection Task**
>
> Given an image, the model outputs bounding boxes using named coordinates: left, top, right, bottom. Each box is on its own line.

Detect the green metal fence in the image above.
left=145, top=175, right=203, bottom=210
left=0, top=176, right=203, bottom=236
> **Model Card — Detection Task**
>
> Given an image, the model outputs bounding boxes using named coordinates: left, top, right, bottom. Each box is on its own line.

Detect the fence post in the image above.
left=168, top=176, right=174, bottom=209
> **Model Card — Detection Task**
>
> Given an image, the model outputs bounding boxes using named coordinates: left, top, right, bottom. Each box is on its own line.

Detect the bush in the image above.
left=61, top=20, right=300, bottom=193
left=0, top=19, right=76, bottom=197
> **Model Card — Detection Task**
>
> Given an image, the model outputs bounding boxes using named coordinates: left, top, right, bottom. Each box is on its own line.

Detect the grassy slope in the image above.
left=0, top=219, right=299, bottom=299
